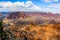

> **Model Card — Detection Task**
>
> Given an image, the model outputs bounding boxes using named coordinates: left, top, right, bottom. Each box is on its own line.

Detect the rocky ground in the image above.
left=2, top=18, right=60, bottom=40
left=2, top=12, right=60, bottom=40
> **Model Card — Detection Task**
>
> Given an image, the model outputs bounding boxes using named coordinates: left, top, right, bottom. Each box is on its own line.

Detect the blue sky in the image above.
left=0, top=0, right=60, bottom=13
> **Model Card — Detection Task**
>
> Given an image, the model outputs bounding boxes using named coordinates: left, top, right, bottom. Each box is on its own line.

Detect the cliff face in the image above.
left=6, top=12, right=25, bottom=19
left=6, top=12, right=60, bottom=19
left=5, top=12, right=60, bottom=23
left=2, top=12, right=60, bottom=40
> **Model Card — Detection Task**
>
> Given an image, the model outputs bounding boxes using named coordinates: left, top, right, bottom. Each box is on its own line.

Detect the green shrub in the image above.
left=0, top=21, right=6, bottom=39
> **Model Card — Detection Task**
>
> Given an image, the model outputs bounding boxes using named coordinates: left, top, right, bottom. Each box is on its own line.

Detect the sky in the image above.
left=0, top=0, right=60, bottom=13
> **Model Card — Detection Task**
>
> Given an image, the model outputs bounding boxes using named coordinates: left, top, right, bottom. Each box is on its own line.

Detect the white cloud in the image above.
left=40, top=7, right=60, bottom=13
left=0, top=1, right=60, bottom=13
left=46, top=3, right=60, bottom=13
left=42, top=0, right=59, bottom=2
left=0, top=1, right=41, bottom=12
left=0, top=1, right=25, bottom=7
left=49, top=4, right=60, bottom=8
left=42, top=0, right=51, bottom=2
left=53, top=0, right=59, bottom=2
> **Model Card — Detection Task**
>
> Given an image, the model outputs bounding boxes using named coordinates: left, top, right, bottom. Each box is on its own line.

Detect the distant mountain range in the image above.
left=5, top=12, right=60, bottom=19
left=0, top=12, right=60, bottom=20
left=0, top=12, right=9, bottom=21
